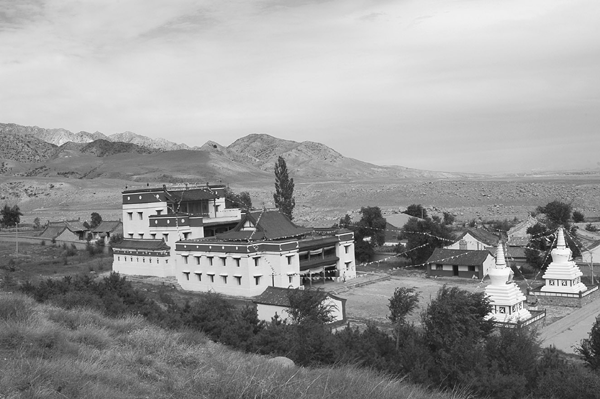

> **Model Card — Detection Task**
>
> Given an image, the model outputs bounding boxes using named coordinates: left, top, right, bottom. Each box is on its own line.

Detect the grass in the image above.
left=0, top=292, right=470, bottom=399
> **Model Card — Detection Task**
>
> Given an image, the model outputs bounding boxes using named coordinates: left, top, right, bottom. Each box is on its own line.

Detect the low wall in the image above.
left=527, top=285, right=600, bottom=308
left=0, top=234, right=103, bottom=252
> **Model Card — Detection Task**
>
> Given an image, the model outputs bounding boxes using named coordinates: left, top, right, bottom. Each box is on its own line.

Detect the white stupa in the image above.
left=541, top=227, right=587, bottom=294
left=485, top=242, right=532, bottom=323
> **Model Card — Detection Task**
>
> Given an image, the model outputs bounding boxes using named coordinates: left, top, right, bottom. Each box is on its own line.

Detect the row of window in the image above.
left=182, top=272, right=273, bottom=286
left=116, top=256, right=168, bottom=264
left=182, top=255, right=265, bottom=267
left=433, top=264, right=478, bottom=272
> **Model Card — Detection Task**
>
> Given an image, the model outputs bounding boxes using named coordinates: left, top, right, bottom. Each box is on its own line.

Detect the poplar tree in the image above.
left=273, top=156, right=295, bottom=220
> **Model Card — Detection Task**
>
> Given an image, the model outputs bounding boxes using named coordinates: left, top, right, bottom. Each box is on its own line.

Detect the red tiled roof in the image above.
left=427, top=248, right=492, bottom=266
left=92, top=221, right=123, bottom=233
left=253, top=286, right=329, bottom=307
left=217, top=210, right=309, bottom=241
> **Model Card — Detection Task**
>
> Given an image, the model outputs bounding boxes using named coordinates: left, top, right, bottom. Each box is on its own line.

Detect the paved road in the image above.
left=539, top=298, right=600, bottom=354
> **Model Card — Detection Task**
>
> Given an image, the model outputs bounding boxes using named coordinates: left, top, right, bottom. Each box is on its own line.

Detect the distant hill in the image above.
left=1, top=122, right=480, bottom=181
left=0, top=132, right=58, bottom=163
left=0, top=123, right=189, bottom=151
left=79, top=139, right=161, bottom=157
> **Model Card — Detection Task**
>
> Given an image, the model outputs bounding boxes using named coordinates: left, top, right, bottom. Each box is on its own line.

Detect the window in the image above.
left=127, top=212, right=133, bottom=220
left=138, top=212, right=143, bottom=220
left=287, top=256, right=293, bottom=265
left=183, top=272, right=190, bottom=281
left=151, top=234, right=156, bottom=239
left=128, top=233, right=134, bottom=238
left=195, top=272, right=202, bottom=281
left=207, top=256, right=213, bottom=266
left=142, top=258, right=145, bottom=263
left=208, top=274, right=215, bottom=283
left=222, top=275, right=228, bottom=284
left=345, top=246, right=349, bottom=254
left=139, top=233, right=144, bottom=239
left=288, top=275, right=293, bottom=284
left=183, top=232, right=190, bottom=240
left=235, top=258, right=240, bottom=267
left=235, top=276, right=242, bottom=285
left=253, top=257, right=260, bottom=266
left=165, top=259, right=168, bottom=264
left=220, top=257, right=227, bottom=266
left=468, top=266, right=476, bottom=272
left=149, top=258, right=152, bottom=263
left=130, top=257, right=133, bottom=262
left=156, top=258, right=160, bottom=264
left=163, top=233, right=169, bottom=242
left=195, top=256, right=201, bottom=265
left=254, top=276, right=261, bottom=285
left=345, top=261, right=351, bottom=270
left=156, top=210, right=162, bottom=215
left=183, top=256, right=189, bottom=264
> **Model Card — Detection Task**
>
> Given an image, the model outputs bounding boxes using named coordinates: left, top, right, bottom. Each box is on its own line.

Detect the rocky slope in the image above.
left=0, top=132, right=58, bottom=163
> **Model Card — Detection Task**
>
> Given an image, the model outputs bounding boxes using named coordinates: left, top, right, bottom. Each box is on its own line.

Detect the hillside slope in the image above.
left=0, top=292, right=459, bottom=399
left=0, top=132, right=58, bottom=162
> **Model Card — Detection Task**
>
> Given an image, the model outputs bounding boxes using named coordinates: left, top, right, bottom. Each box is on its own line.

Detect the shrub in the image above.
left=40, top=240, right=46, bottom=246
left=585, top=223, right=598, bottom=232
left=0, top=294, right=34, bottom=322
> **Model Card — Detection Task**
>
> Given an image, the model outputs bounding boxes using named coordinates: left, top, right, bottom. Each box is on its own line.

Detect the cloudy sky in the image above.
left=1, top=0, right=599, bottom=174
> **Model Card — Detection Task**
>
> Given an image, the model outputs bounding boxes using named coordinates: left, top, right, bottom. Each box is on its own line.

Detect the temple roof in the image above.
left=216, top=210, right=310, bottom=241
left=92, top=220, right=123, bottom=233
left=427, top=248, right=493, bottom=266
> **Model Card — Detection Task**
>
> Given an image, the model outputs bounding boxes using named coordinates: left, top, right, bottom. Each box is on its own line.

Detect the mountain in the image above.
left=0, top=123, right=108, bottom=145
left=108, top=131, right=192, bottom=151
left=1, top=122, right=480, bottom=181
left=0, top=123, right=189, bottom=151
left=0, top=132, right=58, bottom=163
left=79, top=139, right=162, bottom=157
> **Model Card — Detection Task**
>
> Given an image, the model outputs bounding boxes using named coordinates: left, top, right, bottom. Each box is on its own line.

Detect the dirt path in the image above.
left=539, top=299, right=600, bottom=354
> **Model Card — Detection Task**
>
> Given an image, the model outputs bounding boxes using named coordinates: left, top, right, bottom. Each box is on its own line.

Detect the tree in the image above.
left=1, top=204, right=23, bottom=227
left=442, top=212, right=455, bottom=226
left=536, top=201, right=572, bottom=228
left=90, top=212, right=102, bottom=229
left=388, top=287, right=419, bottom=350
left=273, top=156, right=295, bottom=220
left=400, top=217, right=453, bottom=265
left=224, top=188, right=253, bottom=211
left=405, top=204, right=428, bottom=219
left=338, top=214, right=352, bottom=229
left=356, top=206, right=386, bottom=247
left=421, top=285, right=493, bottom=389
left=577, top=315, right=600, bottom=370
left=573, top=210, right=585, bottom=223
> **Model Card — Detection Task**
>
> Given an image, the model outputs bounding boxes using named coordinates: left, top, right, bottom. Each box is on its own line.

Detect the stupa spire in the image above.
left=495, top=241, right=506, bottom=268
left=556, top=227, right=566, bottom=249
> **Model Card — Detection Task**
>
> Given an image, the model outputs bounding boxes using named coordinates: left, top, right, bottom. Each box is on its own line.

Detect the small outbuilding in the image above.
left=253, top=286, right=347, bottom=324
left=426, top=248, right=495, bottom=279
left=445, top=228, right=499, bottom=251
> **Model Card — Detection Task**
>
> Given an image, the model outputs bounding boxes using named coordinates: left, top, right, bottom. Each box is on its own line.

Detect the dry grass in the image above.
left=0, top=292, right=469, bottom=399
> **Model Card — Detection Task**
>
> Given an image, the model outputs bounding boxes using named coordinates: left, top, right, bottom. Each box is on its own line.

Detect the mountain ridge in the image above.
left=0, top=122, right=481, bottom=181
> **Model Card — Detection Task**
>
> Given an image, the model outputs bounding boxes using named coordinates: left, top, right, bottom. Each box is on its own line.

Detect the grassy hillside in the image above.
left=0, top=292, right=462, bottom=399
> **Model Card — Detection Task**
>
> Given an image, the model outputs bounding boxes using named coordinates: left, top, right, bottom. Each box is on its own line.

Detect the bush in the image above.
left=40, top=240, right=46, bottom=246
left=585, top=223, right=598, bottom=232
left=0, top=294, right=34, bottom=322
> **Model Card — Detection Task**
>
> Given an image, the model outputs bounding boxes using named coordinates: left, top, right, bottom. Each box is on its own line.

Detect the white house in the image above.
left=445, top=228, right=499, bottom=251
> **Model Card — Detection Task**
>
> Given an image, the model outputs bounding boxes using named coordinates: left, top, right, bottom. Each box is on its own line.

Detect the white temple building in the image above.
left=485, top=242, right=533, bottom=323
left=541, top=228, right=587, bottom=294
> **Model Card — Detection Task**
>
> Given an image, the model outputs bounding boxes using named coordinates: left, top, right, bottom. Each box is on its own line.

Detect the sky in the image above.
left=1, top=0, right=599, bottom=174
